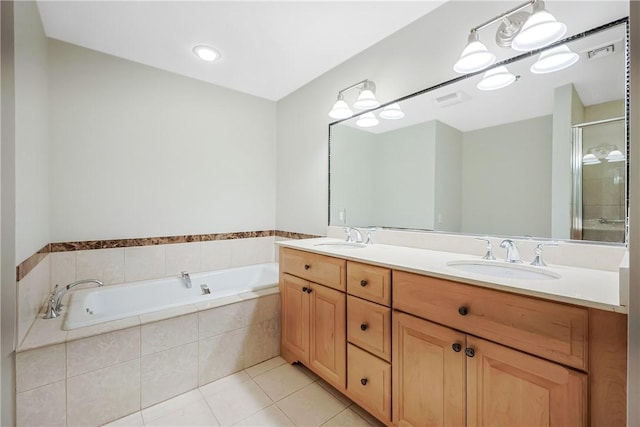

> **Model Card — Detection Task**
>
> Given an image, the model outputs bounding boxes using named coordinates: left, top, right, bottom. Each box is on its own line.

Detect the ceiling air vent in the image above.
left=434, top=91, right=470, bottom=108
left=585, top=39, right=622, bottom=61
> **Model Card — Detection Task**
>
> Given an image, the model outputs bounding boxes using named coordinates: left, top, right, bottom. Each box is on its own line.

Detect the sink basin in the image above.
left=447, top=260, right=560, bottom=280
left=314, top=242, right=366, bottom=249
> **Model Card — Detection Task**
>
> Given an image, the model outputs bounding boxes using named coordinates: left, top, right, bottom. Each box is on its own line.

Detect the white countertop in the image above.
left=277, top=238, right=626, bottom=313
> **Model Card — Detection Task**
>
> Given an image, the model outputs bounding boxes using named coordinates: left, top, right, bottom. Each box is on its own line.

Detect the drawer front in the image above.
left=393, top=270, right=588, bottom=370
left=347, top=296, right=391, bottom=361
left=281, top=247, right=346, bottom=291
left=347, top=343, right=391, bottom=423
left=347, top=261, right=391, bottom=306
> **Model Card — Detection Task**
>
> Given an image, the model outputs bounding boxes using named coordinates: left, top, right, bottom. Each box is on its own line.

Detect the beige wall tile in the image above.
left=67, top=327, right=140, bottom=377
left=18, top=315, right=68, bottom=352
left=16, top=343, right=65, bottom=393
left=66, top=316, right=140, bottom=341
left=141, top=314, right=197, bottom=356
left=16, top=380, right=66, bottom=427
left=200, top=240, right=233, bottom=272
left=244, top=294, right=280, bottom=326
left=50, top=251, right=76, bottom=289
left=124, top=246, right=165, bottom=282
left=198, top=302, right=246, bottom=340
left=229, top=237, right=275, bottom=267
left=67, top=359, right=140, bottom=427
left=244, top=317, right=280, bottom=368
left=17, top=256, right=51, bottom=347
left=76, top=248, right=125, bottom=285
left=141, top=342, right=198, bottom=408
left=164, top=243, right=201, bottom=277
left=199, top=327, right=247, bottom=385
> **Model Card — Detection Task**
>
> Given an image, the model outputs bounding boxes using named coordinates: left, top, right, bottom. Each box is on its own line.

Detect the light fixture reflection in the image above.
left=454, top=32, right=496, bottom=74
left=379, top=103, right=405, bottom=119
left=582, top=153, right=601, bottom=165
left=606, top=149, right=626, bottom=162
left=530, top=45, right=579, bottom=74
left=356, top=112, right=379, bottom=128
left=477, top=66, right=516, bottom=91
left=511, top=0, right=567, bottom=51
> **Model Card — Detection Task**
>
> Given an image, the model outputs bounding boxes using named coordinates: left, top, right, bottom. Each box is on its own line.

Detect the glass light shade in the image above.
left=379, top=103, right=405, bottom=119
left=582, top=153, right=601, bottom=165
left=530, top=45, right=579, bottom=74
left=606, top=149, right=626, bottom=162
left=193, top=45, right=221, bottom=62
left=453, top=32, right=496, bottom=74
left=356, top=112, right=379, bottom=128
left=353, top=89, right=380, bottom=110
left=328, top=99, right=353, bottom=119
left=511, top=2, right=567, bottom=51
left=477, top=66, right=516, bottom=91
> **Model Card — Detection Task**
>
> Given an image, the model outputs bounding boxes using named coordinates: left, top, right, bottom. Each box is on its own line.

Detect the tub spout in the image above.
left=181, top=271, right=192, bottom=289
left=52, top=279, right=103, bottom=315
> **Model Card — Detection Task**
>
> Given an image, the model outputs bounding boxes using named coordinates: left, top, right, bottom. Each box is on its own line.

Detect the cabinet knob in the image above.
left=304, top=264, right=311, bottom=270
left=306, top=287, right=313, bottom=294
left=360, top=280, right=368, bottom=287
left=452, top=343, right=462, bottom=352
left=465, top=348, right=475, bottom=358
left=360, top=323, right=368, bottom=331
left=360, top=378, right=368, bottom=386
left=458, top=306, right=469, bottom=316
left=302, top=286, right=308, bottom=293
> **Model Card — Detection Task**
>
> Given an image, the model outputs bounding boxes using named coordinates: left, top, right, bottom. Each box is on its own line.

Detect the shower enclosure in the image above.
left=571, top=117, right=627, bottom=243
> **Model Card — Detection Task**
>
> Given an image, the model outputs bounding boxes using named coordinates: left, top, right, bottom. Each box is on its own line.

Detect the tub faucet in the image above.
left=181, top=271, right=192, bottom=288
left=44, top=279, right=104, bottom=318
left=500, top=239, right=522, bottom=263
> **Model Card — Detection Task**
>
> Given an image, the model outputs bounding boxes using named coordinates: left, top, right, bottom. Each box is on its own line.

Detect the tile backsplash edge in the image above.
left=17, top=229, right=322, bottom=281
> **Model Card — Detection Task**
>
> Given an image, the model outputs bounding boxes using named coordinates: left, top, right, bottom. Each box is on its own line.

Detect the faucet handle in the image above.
left=530, top=242, right=559, bottom=266
left=365, top=227, right=380, bottom=245
left=475, top=237, right=495, bottom=260
left=343, top=227, right=352, bottom=242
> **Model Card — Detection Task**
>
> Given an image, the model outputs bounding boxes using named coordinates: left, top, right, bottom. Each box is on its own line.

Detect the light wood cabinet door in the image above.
left=393, top=312, right=465, bottom=427
left=310, top=283, right=346, bottom=389
left=466, top=336, right=587, bottom=427
left=281, top=273, right=310, bottom=364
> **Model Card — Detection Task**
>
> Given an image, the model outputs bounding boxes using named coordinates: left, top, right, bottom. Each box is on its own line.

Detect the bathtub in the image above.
left=64, top=262, right=279, bottom=330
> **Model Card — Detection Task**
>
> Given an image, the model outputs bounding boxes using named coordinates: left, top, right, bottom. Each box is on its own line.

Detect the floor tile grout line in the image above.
left=197, top=387, right=223, bottom=427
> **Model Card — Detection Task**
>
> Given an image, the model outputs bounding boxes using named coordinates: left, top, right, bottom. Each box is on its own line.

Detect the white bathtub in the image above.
left=64, top=262, right=279, bottom=330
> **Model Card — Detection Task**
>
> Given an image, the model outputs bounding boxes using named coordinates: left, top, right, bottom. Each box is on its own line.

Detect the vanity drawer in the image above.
left=347, top=343, right=391, bottom=423
left=393, top=270, right=588, bottom=370
left=280, top=248, right=346, bottom=291
left=347, top=296, right=391, bottom=361
left=347, top=261, right=391, bottom=306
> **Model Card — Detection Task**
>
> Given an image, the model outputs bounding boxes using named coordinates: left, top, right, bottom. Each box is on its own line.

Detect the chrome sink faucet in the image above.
left=500, top=239, right=522, bottom=263
left=44, top=279, right=103, bottom=319
left=530, top=242, right=558, bottom=266
left=181, top=271, right=192, bottom=289
left=344, top=227, right=363, bottom=244
left=475, top=237, right=496, bottom=260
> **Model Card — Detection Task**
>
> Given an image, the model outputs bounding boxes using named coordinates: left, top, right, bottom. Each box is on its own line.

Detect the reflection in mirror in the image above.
left=329, top=20, right=628, bottom=244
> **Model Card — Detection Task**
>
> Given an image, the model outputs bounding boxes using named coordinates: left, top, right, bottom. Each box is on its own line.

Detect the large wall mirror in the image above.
left=329, top=18, right=628, bottom=245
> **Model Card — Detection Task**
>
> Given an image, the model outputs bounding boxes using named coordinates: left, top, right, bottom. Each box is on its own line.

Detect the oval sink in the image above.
left=447, top=260, right=560, bottom=280
left=314, top=242, right=366, bottom=249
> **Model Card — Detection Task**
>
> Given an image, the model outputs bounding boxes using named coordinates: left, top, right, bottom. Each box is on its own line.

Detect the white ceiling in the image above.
left=37, top=1, right=446, bottom=101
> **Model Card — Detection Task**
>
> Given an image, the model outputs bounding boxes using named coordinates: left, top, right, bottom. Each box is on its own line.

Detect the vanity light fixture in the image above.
left=477, top=66, right=517, bottom=91
left=605, top=149, right=626, bottom=162
left=582, top=153, right=601, bottom=165
left=328, top=79, right=380, bottom=119
left=583, top=145, right=626, bottom=165
left=193, top=45, right=222, bottom=62
left=454, top=0, right=567, bottom=74
left=530, top=44, right=579, bottom=74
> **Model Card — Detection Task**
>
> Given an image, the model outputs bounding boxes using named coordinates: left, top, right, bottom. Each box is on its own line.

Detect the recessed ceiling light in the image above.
left=193, top=45, right=221, bottom=62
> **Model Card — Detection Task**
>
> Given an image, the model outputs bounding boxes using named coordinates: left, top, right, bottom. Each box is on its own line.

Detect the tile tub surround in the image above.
left=16, top=288, right=280, bottom=427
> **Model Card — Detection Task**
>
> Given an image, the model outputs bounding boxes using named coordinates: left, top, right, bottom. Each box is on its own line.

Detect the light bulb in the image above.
left=193, top=45, right=221, bottom=62
left=356, top=112, right=379, bottom=128
left=379, top=103, right=405, bottom=119
left=454, top=32, right=496, bottom=74
left=512, top=1, right=567, bottom=51
left=530, top=45, right=579, bottom=74
left=328, top=98, right=353, bottom=119
left=477, top=66, right=516, bottom=91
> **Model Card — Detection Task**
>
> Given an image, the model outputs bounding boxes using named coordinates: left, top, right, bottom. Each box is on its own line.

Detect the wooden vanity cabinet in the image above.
left=280, top=248, right=347, bottom=390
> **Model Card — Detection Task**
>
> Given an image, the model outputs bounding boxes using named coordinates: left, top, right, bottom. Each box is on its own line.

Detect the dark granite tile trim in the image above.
left=16, top=244, right=50, bottom=282
left=19, top=229, right=320, bottom=280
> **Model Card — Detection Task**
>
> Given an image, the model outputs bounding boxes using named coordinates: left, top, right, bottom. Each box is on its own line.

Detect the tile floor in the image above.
left=103, top=356, right=384, bottom=427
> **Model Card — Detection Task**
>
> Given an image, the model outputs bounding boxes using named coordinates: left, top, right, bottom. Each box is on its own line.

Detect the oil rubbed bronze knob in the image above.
left=360, top=280, right=368, bottom=287
left=304, top=264, right=311, bottom=270
left=458, top=306, right=469, bottom=316
left=361, top=378, right=368, bottom=386
left=452, top=343, right=462, bottom=352
left=360, top=323, right=368, bottom=331
left=465, top=348, right=475, bottom=358
left=306, top=287, right=313, bottom=294
left=302, top=287, right=308, bottom=293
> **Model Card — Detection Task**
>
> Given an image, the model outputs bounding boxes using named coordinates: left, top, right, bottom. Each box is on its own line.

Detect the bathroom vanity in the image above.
left=277, top=240, right=627, bottom=427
